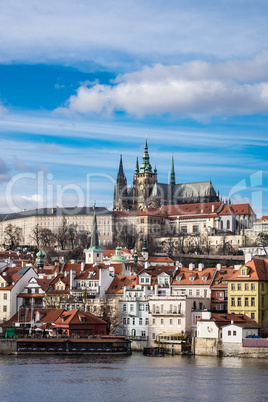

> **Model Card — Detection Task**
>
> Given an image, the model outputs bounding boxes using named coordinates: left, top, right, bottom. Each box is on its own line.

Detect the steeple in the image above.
left=170, top=155, right=175, bottom=187
left=85, top=206, right=103, bottom=264
left=135, top=157, right=139, bottom=174
left=118, top=154, right=125, bottom=178
left=90, top=206, right=100, bottom=249
left=139, top=137, right=152, bottom=174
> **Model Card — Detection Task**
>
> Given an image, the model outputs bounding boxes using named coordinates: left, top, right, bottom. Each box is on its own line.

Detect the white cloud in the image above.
left=0, top=1, right=267, bottom=67
left=59, top=53, right=268, bottom=118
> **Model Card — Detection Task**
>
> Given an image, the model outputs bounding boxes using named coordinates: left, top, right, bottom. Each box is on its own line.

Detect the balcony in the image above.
left=151, top=310, right=182, bottom=316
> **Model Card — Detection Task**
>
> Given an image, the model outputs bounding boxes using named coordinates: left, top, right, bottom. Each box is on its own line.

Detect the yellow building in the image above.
left=228, top=258, right=268, bottom=325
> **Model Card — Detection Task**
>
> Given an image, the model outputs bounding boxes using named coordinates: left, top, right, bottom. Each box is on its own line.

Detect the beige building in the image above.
left=0, top=206, right=113, bottom=247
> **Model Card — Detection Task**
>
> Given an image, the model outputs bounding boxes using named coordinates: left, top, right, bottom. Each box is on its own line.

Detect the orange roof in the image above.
left=218, top=205, right=236, bottom=216
left=148, top=256, right=174, bottom=263
left=54, top=309, right=106, bottom=325
left=257, top=216, right=268, bottom=222
left=231, top=203, right=255, bottom=215
left=162, top=202, right=223, bottom=216
left=172, top=267, right=216, bottom=285
left=211, top=267, right=237, bottom=288
left=198, top=313, right=258, bottom=328
left=229, top=258, right=268, bottom=281
left=138, top=208, right=167, bottom=217
left=106, top=275, right=138, bottom=294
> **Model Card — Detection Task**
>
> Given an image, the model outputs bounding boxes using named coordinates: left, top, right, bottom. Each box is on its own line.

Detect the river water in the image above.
left=0, top=353, right=267, bottom=401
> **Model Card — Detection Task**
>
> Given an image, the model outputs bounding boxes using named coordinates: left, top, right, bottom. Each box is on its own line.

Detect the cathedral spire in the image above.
left=118, top=154, right=124, bottom=177
left=139, top=137, right=152, bottom=173
left=170, top=155, right=175, bottom=187
left=135, top=157, right=139, bottom=174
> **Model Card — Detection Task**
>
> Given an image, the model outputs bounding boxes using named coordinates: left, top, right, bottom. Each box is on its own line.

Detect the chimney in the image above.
left=155, top=284, right=158, bottom=296
left=245, top=253, right=252, bottom=264
left=216, top=263, right=222, bottom=271
left=81, top=261, right=85, bottom=272
left=70, top=269, right=76, bottom=290
left=189, top=263, right=195, bottom=271
left=202, top=311, right=211, bottom=320
left=198, top=263, right=204, bottom=272
left=212, top=204, right=215, bottom=213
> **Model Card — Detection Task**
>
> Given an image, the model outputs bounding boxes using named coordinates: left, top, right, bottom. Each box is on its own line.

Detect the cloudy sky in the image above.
left=0, top=0, right=268, bottom=215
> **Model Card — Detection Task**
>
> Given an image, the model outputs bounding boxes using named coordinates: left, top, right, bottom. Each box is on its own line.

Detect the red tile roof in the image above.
left=172, top=267, right=216, bottom=285
left=106, top=275, right=138, bottom=294
left=229, top=258, right=268, bottom=281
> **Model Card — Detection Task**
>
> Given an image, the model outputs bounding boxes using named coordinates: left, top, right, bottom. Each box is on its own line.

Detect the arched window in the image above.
left=220, top=221, right=223, bottom=230
left=227, top=220, right=230, bottom=230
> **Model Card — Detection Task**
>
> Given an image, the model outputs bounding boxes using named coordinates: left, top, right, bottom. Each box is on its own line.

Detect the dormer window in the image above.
left=189, top=276, right=195, bottom=281
left=202, top=276, right=208, bottom=281
left=241, top=269, right=246, bottom=275
left=176, top=276, right=182, bottom=281
left=80, top=317, right=85, bottom=323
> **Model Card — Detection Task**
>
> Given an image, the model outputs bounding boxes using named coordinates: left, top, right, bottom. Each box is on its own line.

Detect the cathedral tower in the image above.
left=113, top=155, right=128, bottom=210
left=132, top=138, right=157, bottom=210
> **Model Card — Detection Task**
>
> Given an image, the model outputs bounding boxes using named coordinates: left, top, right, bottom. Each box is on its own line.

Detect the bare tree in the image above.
left=39, top=228, right=55, bottom=248
left=29, top=224, right=41, bottom=248
left=218, top=235, right=235, bottom=255
left=76, top=231, right=91, bottom=249
left=4, top=224, right=22, bottom=249
left=257, top=232, right=268, bottom=255
left=53, top=217, right=69, bottom=250
left=67, top=224, right=78, bottom=249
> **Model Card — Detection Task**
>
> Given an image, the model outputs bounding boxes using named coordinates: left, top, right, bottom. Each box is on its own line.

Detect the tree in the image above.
left=67, top=224, right=78, bottom=249
left=218, top=235, right=235, bottom=255
left=39, top=228, right=55, bottom=248
left=257, top=232, right=268, bottom=255
left=116, top=222, right=139, bottom=249
left=29, top=224, right=41, bottom=248
left=4, top=224, right=22, bottom=249
left=76, top=231, right=91, bottom=249
left=53, top=217, right=69, bottom=250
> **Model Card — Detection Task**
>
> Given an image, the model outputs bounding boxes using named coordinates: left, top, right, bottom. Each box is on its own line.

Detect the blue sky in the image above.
left=0, top=0, right=268, bottom=216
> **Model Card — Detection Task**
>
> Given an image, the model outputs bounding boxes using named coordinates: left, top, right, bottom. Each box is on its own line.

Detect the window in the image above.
left=152, top=333, right=156, bottom=340
left=227, top=220, right=230, bottom=230
left=152, top=318, right=155, bottom=324
left=245, top=297, right=249, bottom=306
left=132, top=318, right=135, bottom=325
left=262, top=297, right=264, bottom=307
left=139, top=304, right=144, bottom=311
left=130, top=304, right=134, bottom=311
left=161, top=319, right=164, bottom=324
left=193, top=225, right=199, bottom=233
left=237, top=297, right=241, bottom=306
left=261, top=283, right=264, bottom=291
left=161, top=304, right=164, bottom=313
left=231, top=284, right=235, bottom=291
left=231, top=297, right=235, bottom=306
left=196, top=290, right=200, bottom=296
left=181, top=226, right=187, bottom=233
left=169, top=319, right=173, bottom=325
left=139, top=318, right=142, bottom=325
left=122, top=304, right=126, bottom=312
left=123, top=318, right=126, bottom=325
left=140, top=278, right=144, bottom=283
left=141, top=331, right=146, bottom=337
left=152, top=304, right=155, bottom=313
left=3, top=305, right=7, bottom=312
left=178, top=319, right=181, bottom=325
left=251, top=283, right=255, bottom=291
left=251, top=297, right=255, bottom=306
left=3, top=293, right=7, bottom=300
left=145, top=277, right=150, bottom=284
left=127, top=318, right=130, bottom=324
left=228, top=330, right=231, bottom=336
left=189, top=289, right=192, bottom=296
left=251, top=313, right=255, bottom=319
left=241, top=269, right=246, bottom=275
left=233, top=331, right=237, bottom=336
left=245, top=283, right=249, bottom=291
left=145, top=304, right=149, bottom=311
left=238, top=284, right=242, bottom=291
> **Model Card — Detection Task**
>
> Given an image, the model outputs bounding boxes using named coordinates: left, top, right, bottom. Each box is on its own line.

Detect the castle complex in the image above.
left=113, top=139, right=219, bottom=211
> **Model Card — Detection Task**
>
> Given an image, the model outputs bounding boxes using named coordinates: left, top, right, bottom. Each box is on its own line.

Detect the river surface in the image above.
left=0, top=353, right=267, bottom=401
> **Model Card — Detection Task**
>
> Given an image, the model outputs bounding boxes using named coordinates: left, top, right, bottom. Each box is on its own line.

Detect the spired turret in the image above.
left=113, top=155, right=128, bottom=210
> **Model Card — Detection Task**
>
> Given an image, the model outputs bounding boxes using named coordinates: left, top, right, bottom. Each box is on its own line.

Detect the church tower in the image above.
left=85, top=206, right=103, bottom=264
left=133, top=138, right=157, bottom=210
left=113, top=155, right=128, bottom=210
